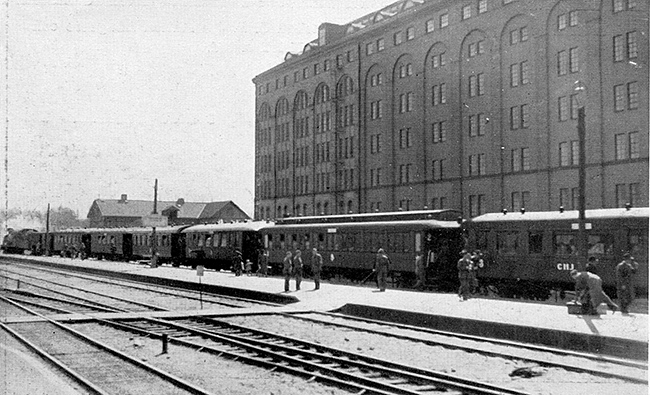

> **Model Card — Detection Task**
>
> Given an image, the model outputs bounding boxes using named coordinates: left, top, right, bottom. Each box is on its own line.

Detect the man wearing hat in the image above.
left=616, top=253, right=639, bottom=314
left=373, top=248, right=391, bottom=292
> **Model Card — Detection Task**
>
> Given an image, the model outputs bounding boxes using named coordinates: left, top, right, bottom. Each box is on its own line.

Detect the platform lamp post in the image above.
left=151, top=179, right=158, bottom=268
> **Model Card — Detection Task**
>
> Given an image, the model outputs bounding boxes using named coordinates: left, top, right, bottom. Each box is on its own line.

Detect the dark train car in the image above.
left=181, top=221, right=267, bottom=270
left=465, top=207, right=649, bottom=299
left=130, top=225, right=191, bottom=264
left=50, top=229, right=93, bottom=258
left=87, top=228, right=136, bottom=260
left=1, top=228, right=38, bottom=254
left=261, top=210, right=464, bottom=287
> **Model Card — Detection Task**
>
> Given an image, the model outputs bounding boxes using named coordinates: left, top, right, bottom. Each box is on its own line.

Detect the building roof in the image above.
left=89, top=199, right=248, bottom=220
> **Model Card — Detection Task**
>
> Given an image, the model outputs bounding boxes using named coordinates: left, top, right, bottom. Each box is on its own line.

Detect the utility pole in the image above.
left=151, top=179, right=158, bottom=268
left=577, top=107, right=587, bottom=270
left=45, top=203, right=50, bottom=256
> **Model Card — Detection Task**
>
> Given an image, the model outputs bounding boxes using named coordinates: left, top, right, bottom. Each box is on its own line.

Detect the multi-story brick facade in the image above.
left=253, top=0, right=648, bottom=220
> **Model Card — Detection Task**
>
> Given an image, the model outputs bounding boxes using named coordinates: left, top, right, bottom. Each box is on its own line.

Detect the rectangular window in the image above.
left=406, top=27, right=415, bottom=40
left=558, top=13, right=567, bottom=30
left=324, top=59, right=330, bottom=71
left=440, top=13, right=449, bottom=28
left=521, top=104, right=529, bottom=128
left=627, top=31, right=638, bottom=58
left=510, top=106, right=520, bottom=130
left=432, top=121, right=447, bottom=143
left=559, top=142, right=569, bottom=166
left=469, top=114, right=478, bottom=136
left=477, top=73, right=484, bottom=95
left=521, top=61, right=529, bottom=84
left=615, top=133, right=627, bottom=160
left=432, top=159, right=444, bottom=180
left=570, top=94, right=579, bottom=119
left=426, top=19, right=435, bottom=33
left=569, top=10, right=578, bottom=26
left=614, top=84, right=625, bottom=111
left=510, top=29, right=519, bottom=45
left=462, top=4, right=472, bottom=20
left=510, top=63, right=519, bottom=87
left=613, top=0, right=624, bottom=12
left=479, top=0, right=487, bottom=13
left=571, top=141, right=579, bottom=165
left=557, top=50, right=568, bottom=75
left=522, top=148, right=530, bottom=170
left=613, top=34, right=625, bottom=61
left=520, top=26, right=529, bottom=41
left=394, top=31, right=403, bottom=45
left=558, top=96, right=569, bottom=121
left=569, top=47, right=579, bottom=73
left=377, top=38, right=385, bottom=51
left=629, top=131, right=640, bottom=158
left=366, top=42, right=375, bottom=56
left=511, top=149, right=521, bottom=172
left=628, top=81, right=639, bottom=109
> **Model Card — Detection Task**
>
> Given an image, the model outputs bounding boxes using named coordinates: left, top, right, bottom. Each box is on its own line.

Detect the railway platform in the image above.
left=3, top=254, right=648, bottom=361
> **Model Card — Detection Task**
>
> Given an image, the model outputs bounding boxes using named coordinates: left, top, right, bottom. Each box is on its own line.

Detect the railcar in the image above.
left=260, top=210, right=464, bottom=287
left=129, top=225, right=192, bottom=264
left=1, top=228, right=37, bottom=254
left=181, top=221, right=268, bottom=270
left=464, top=207, right=649, bottom=299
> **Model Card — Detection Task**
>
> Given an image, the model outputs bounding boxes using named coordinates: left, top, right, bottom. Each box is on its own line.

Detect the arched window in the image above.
left=315, top=84, right=330, bottom=104
left=337, top=76, right=355, bottom=97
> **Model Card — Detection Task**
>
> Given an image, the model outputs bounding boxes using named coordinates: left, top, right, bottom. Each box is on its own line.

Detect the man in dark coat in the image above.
left=457, top=251, right=473, bottom=301
left=616, top=253, right=639, bottom=314
left=282, top=251, right=293, bottom=292
left=373, top=248, right=390, bottom=292
left=311, top=248, right=323, bottom=290
left=293, top=249, right=303, bottom=291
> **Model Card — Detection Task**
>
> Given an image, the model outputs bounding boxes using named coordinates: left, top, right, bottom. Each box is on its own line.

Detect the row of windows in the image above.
left=259, top=0, right=637, bottom=97
left=475, top=229, right=645, bottom=258
left=267, top=230, right=415, bottom=253
left=187, top=232, right=242, bottom=249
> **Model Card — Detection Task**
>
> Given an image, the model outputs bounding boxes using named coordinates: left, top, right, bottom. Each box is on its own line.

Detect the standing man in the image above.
left=373, top=248, right=391, bottom=292
left=293, top=250, right=303, bottom=291
left=311, top=248, right=323, bottom=290
left=413, top=252, right=426, bottom=291
left=616, top=253, right=639, bottom=314
left=282, top=251, right=293, bottom=292
left=258, top=249, right=269, bottom=277
left=457, top=251, right=473, bottom=301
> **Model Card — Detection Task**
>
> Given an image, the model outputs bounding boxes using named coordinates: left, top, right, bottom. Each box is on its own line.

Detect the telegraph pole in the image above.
left=45, top=203, right=50, bottom=256
left=151, top=179, right=158, bottom=268
left=577, top=107, right=587, bottom=270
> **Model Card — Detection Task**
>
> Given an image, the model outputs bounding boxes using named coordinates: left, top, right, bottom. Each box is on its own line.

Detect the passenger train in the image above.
left=2, top=207, right=647, bottom=298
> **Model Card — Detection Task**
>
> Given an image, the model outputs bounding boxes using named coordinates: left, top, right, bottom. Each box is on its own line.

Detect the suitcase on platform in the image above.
left=566, top=301, right=582, bottom=314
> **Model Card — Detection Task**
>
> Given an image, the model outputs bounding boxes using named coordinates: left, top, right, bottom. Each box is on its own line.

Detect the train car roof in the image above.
left=46, top=225, right=192, bottom=234
left=182, top=221, right=272, bottom=233
left=274, top=209, right=462, bottom=225
left=470, top=207, right=649, bottom=223
left=263, top=218, right=461, bottom=230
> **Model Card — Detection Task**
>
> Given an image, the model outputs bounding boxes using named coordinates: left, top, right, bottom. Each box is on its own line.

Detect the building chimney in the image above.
left=176, top=198, right=185, bottom=207
left=119, top=194, right=128, bottom=203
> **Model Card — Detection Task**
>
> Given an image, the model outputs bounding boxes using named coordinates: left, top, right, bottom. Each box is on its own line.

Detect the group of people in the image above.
left=571, top=253, right=639, bottom=315
left=282, top=248, right=323, bottom=292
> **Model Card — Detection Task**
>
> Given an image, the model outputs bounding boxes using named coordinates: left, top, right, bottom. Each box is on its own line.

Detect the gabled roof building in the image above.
left=253, top=0, right=648, bottom=220
left=87, top=195, right=250, bottom=228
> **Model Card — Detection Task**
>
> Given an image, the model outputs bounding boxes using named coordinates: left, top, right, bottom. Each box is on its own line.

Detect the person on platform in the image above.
left=258, top=249, right=269, bottom=277
left=311, top=248, right=323, bottom=290
left=616, top=253, right=639, bottom=314
left=282, top=251, right=293, bottom=292
left=293, top=249, right=303, bottom=291
left=244, top=259, right=253, bottom=276
left=570, top=269, right=618, bottom=315
left=233, top=250, right=244, bottom=276
left=413, top=252, right=426, bottom=291
left=470, top=250, right=484, bottom=294
left=585, top=256, right=599, bottom=275
left=457, top=251, right=473, bottom=301
left=373, top=248, right=391, bottom=292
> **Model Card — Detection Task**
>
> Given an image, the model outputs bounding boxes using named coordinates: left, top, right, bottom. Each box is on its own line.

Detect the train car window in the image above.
left=291, top=234, right=298, bottom=250
left=415, top=232, right=421, bottom=252
left=303, top=234, right=310, bottom=250
left=219, top=233, right=227, bottom=247
left=496, top=231, right=519, bottom=255
left=587, top=234, right=613, bottom=256
left=235, top=232, right=242, bottom=248
left=325, top=234, right=334, bottom=250
left=528, top=232, right=543, bottom=254
left=553, top=234, right=577, bottom=255
left=279, top=233, right=286, bottom=250
left=628, top=231, right=648, bottom=257
left=198, top=235, right=204, bottom=247
left=345, top=234, right=356, bottom=251
left=317, top=233, right=325, bottom=249
left=334, top=234, right=341, bottom=251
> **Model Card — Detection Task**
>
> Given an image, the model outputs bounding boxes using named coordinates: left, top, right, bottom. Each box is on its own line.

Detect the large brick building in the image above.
left=253, top=0, right=648, bottom=220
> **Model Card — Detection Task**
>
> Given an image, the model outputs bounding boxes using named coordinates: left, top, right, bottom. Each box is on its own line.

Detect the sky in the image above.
left=1, top=0, right=389, bottom=220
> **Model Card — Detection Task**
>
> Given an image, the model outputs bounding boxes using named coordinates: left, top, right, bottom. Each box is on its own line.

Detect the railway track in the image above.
left=1, top=261, right=278, bottom=309
left=0, top=296, right=214, bottom=395
left=98, top=315, right=532, bottom=395
left=236, top=311, right=648, bottom=385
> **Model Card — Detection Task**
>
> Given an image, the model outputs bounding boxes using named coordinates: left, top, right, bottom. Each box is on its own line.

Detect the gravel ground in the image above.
left=71, top=322, right=354, bottom=395
left=216, top=314, right=648, bottom=395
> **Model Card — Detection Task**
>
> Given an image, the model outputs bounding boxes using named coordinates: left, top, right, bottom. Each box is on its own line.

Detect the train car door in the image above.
left=171, top=233, right=186, bottom=264
left=122, top=234, right=133, bottom=259
left=82, top=234, right=92, bottom=257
